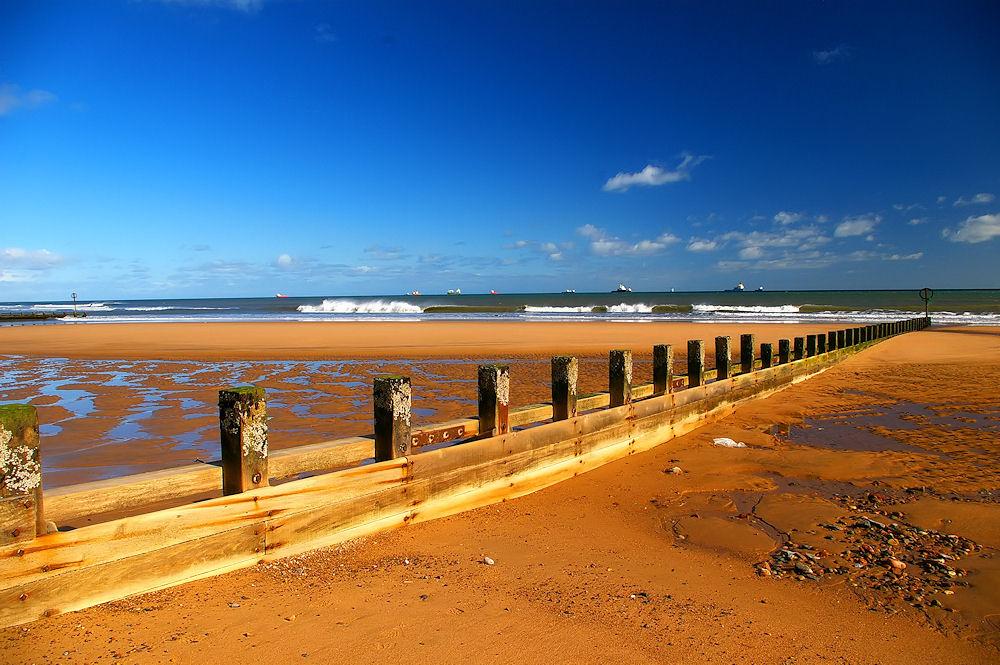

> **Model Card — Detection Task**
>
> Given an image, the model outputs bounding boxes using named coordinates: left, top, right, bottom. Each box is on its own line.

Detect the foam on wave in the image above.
left=692, top=304, right=801, bottom=314
left=296, top=299, right=423, bottom=314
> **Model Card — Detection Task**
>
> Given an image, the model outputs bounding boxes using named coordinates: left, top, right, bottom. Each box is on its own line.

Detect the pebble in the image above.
left=667, top=466, right=683, bottom=475
left=483, top=556, right=495, bottom=566
left=228, top=603, right=241, bottom=609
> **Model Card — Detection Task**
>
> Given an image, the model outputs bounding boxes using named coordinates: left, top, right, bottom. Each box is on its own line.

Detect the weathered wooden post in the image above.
left=0, top=405, right=44, bottom=545
left=827, top=330, right=837, bottom=351
left=373, top=376, right=412, bottom=461
left=778, top=339, right=791, bottom=364
left=807, top=335, right=818, bottom=357
left=845, top=328, right=854, bottom=346
left=817, top=334, right=827, bottom=354
left=219, top=386, right=269, bottom=496
left=609, top=349, right=633, bottom=407
left=714, top=336, right=732, bottom=380
left=551, top=356, right=578, bottom=421
left=740, top=334, right=756, bottom=373
left=652, top=344, right=673, bottom=395
left=687, top=340, right=705, bottom=387
left=478, top=364, right=510, bottom=437
left=793, top=337, right=805, bottom=360
left=760, top=343, right=774, bottom=369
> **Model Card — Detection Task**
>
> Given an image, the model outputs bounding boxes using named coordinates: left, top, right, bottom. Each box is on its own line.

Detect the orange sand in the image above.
left=1, top=321, right=838, bottom=360
left=2, top=325, right=999, bottom=663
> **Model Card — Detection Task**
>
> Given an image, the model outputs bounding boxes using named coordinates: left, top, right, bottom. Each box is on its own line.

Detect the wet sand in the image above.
left=2, top=321, right=831, bottom=487
left=3, top=326, right=1000, bottom=662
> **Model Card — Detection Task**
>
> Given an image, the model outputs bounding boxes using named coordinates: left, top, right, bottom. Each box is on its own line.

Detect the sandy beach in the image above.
left=2, top=324, right=999, bottom=663
left=0, top=321, right=835, bottom=487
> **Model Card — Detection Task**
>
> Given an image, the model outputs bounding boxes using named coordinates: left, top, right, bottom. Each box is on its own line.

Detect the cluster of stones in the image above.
left=757, top=490, right=980, bottom=614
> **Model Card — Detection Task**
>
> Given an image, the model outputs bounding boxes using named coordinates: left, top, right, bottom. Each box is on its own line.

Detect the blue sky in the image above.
left=1, top=0, right=999, bottom=300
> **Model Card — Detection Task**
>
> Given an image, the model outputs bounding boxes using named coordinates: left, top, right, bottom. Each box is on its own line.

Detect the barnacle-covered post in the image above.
left=760, top=343, right=774, bottom=369
left=793, top=337, right=805, bottom=361
left=551, top=356, right=578, bottom=421
left=0, top=404, right=44, bottom=545
left=609, top=350, right=632, bottom=407
left=687, top=340, right=705, bottom=387
left=778, top=339, right=790, bottom=365
left=478, top=364, right=510, bottom=437
left=714, top=336, right=732, bottom=381
left=373, top=376, right=412, bottom=461
left=219, top=386, right=269, bottom=495
left=740, top=334, right=756, bottom=373
left=652, top=344, right=673, bottom=395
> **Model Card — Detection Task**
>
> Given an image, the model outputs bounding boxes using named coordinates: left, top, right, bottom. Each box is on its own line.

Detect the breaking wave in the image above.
left=32, top=303, right=115, bottom=312
left=297, top=299, right=423, bottom=314
left=692, top=304, right=801, bottom=314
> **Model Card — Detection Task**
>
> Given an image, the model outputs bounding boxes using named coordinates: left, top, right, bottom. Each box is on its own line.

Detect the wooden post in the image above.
left=838, top=329, right=846, bottom=348
left=714, top=336, right=732, bottom=380
left=609, top=349, right=633, bottom=407
left=740, top=334, right=756, bottom=374
left=373, top=375, right=412, bottom=461
left=478, top=364, right=510, bottom=437
left=652, top=344, right=673, bottom=396
left=817, top=334, right=827, bottom=354
left=806, top=334, right=817, bottom=357
left=0, top=405, right=44, bottom=545
left=793, top=337, right=805, bottom=360
left=219, top=386, right=269, bottom=495
left=760, top=342, right=774, bottom=369
left=687, top=340, right=705, bottom=387
left=551, top=356, right=578, bottom=421
left=778, top=339, right=791, bottom=364
left=845, top=328, right=854, bottom=346
left=827, top=331, right=837, bottom=351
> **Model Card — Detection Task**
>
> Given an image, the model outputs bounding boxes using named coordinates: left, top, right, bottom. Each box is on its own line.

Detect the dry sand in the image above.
left=1, top=320, right=835, bottom=360
left=2, top=324, right=999, bottom=663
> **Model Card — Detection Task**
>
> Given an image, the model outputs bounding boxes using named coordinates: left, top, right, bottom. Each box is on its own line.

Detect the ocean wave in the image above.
left=297, top=299, right=423, bottom=314
left=31, top=303, right=115, bottom=311
left=692, top=304, right=801, bottom=314
left=525, top=303, right=678, bottom=314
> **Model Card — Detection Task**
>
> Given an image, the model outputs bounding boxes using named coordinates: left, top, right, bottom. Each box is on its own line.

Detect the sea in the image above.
left=2, top=289, right=999, bottom=325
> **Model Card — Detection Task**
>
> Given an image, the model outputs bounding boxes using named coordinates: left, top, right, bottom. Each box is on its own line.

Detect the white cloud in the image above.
left=577, top=225, right=680, bottom=255
left=943, top=213, right=1000, bottom=244
left=812, top=45, right=851, bottom=65
left=936, top=196, right=947, bottom=204
left=686, top=238, right=718, bottom=252
left=908, top=218, right=927, bottom=226
left=0, top=84, right=56, bottom=116
left=953, top=192, right=995, bottom=207
left=1, top=247, right=63, bottom=268
left=276, top=253, right=294, bottom=267
left=773, top=211, right=805, bottom=225
left=893, top=203, right=922, bottom=212
left=602, top=153, right=709, bottom=192
left=738, top=246, right=764, bottom=260
left=834, top=214, right=880, bottom=238
left=885, top=252, right=923, bottom=261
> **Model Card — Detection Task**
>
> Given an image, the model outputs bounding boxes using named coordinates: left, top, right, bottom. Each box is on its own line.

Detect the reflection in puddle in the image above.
left=771, top=400, right=999, bottom=455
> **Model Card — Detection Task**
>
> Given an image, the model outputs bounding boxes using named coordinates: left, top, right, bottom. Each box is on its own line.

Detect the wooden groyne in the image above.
left=0, top=318, right=929, bottom=627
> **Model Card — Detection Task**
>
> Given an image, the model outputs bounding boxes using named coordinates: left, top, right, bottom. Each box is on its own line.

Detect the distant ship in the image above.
left=275, top=293, right=289, bottom=298
left=731, top=282, right=745, bottom=292
left=563, top=289, right=576, bottom=294
left=446, top=288, right=462, bottom=296
left=756, top=285, right=765, bottom=292
left=613, top=283, right=633, bottom=293
left=408, top=290, right=421, bottom=296
left=490, top=290, right=498, bottom=295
